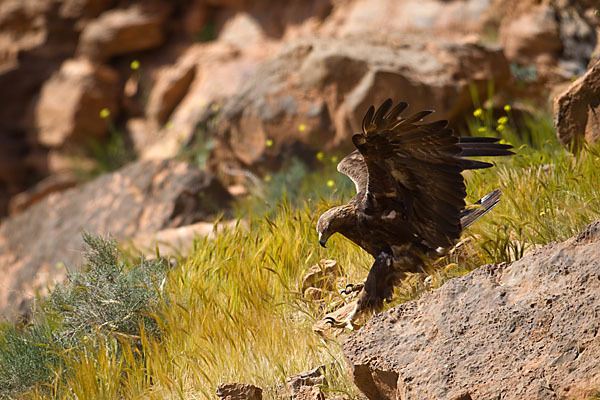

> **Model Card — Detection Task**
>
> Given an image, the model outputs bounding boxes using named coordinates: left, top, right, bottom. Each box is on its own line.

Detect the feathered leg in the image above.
left=325, top=252, right=402, bottom=329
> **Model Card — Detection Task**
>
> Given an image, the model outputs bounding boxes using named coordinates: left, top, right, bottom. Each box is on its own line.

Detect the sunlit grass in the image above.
left=3, top=111, right=600, bottom=399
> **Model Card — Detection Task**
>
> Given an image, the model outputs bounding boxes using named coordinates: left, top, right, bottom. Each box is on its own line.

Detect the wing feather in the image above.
left=337, top=150, right=367, bottom=194
left=351, top=99, right=512, bottom=248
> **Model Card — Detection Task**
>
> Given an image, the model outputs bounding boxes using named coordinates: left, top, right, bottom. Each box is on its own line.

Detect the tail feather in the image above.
left=457, top=137, right=514, bottom=171
left=460, top=189, right=502, bottom=230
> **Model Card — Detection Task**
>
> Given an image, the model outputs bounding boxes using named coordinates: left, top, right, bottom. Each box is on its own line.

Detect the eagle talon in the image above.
left=340, top=282, right=364, bottom=296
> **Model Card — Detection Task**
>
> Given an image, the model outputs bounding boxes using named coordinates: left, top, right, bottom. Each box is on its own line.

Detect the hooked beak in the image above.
left=318, top=232, right=327, bottom=248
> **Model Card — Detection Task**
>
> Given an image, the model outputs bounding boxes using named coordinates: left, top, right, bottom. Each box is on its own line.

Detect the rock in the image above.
left=295, top=386, right=325, bottom=400
left=0, top=0, right=79, bottom=135
left=8, top=173, right=77, bottom=216
left=499, top=4, right=561, bottom=65
left=132, top=219, right=241, bottom=256
left=301, top=259, right=342, bottom=296
left=343, top=220, right=600, bottom=400
left=209, top=36, right=509, bottom=175
left=557, top=5, right=597, bottom=77
left=320, top=0, right=494, bottom=41
left=498, top=1, right=597, bottom=78
left=286, top=365, right=326, bottom=396
left=33, top=57, right=120, bottom=148
left=77, top=3, right=170, bottom=62
left=216, top=383, right=262, bottom=400
left=554, top=59, right=600, bottom=148
left=140, top=40, right=277, bottom=160
left=146, top=57, right=197, bottom=125
left=0, top=159, right=232, bottom=320
left=58, top=0, right=116, bottom=20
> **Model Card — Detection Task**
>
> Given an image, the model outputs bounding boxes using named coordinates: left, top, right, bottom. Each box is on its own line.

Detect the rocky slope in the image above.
left=343, top=220, right=600, bottom=400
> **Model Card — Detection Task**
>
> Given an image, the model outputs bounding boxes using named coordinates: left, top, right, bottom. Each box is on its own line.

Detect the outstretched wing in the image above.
left=351, top=99, right=512, bottom=248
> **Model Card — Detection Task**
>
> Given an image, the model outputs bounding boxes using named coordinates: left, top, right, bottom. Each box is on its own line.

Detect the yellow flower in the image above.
left=99, top=108, right=110, bottom=119
left=266, top=139, right=273, bottom=147
left=477, top=127, right=487, bottom=133
left=264, top=175, right=272, bottom=183
left=497, top=116, right=508, bottom=125
left=473, top=108, right=483, bottom=118
left=539, top=210, right=546, bottom=216
left=298, top=123, right=307, bottom=132
left=130, top=60, right=140, bottom=70
left=316, top=152, right=324, bottom=161
left=496, top=124, right=505, bottom=132
left=327, top=180, right=335, bottom=187
left=330, top=155, right=338, bottom=163
left=504, top=104, right=511, bottom=112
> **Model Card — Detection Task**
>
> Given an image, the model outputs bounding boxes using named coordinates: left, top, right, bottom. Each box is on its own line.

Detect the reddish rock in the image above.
left=285, top=365, right=326, bottom=396
left=146, top=59, right=197, bottom=125
left=343, top=220, right=600, bottom=400
left=0, top=159, right=232, bottom=320
left=216, top=383, right=262, bottom=400
left=320, top=0, right=493, bottom=40
left=33, top=57, right=119, bottom=148
left=132, top=219, right=241, bottom=256
left=140, top=40, right=277, bottom=160
left=8, top=173, right=77, bottom=216
left=208, top=36, right=509, bottom=175
left=301, top=259, right=342, bottom=296
left=77, top=3, right=170, bottom=62
left=499, top=4, right=561, bottom=64
left=554, top=60, right=600, bottom=147
left=295, top=386, right=325, bottom=400
left=58, top=0, right=116, bottom=20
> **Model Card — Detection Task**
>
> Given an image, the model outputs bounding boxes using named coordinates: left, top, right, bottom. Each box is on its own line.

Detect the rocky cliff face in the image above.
left=343, top=220, right=600, bottom=400
left=0, top=0, right=597, bottom=216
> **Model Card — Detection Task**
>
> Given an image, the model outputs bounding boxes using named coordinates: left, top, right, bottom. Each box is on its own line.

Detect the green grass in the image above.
left=2, top=111, right=600, bottom=399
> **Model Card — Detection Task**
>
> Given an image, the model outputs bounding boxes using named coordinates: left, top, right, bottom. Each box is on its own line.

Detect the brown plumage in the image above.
left=316, top=99, right=513, bottom=328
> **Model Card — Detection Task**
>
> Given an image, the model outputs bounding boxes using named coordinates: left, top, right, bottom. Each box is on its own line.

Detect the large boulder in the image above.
left=554, top=59, right=600, bottom=148
left=343, top=220, right=600, bottom=400
left=77, top=2, right=170, bottom=62
left=320, top=0, right=494, bottom=40
left=498, top=0, right=597, bottom=77
left=33, top=57, right=120, bottom=148
left=208, top=36, right=509, bottom=175
left=0, top=159, right=232, bottom=320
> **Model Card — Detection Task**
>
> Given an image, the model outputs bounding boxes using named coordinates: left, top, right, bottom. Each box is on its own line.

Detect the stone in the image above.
left=343, top=220, right=600, bottom=400
left=285, top=365, right=326, bottom=396
left=33, top=57, right=119, bottom=148
left=320, top=0, right=494, bottom=41
left=499, top=4, right=562, bottom=64
left=216, top=383, right=262, bottom=400
left=0, top=159, right=232, bottom=320
left=77, top=2, right=170, bottom=62
left=146, top=58, right=197, bottom=125
left=301, top=259, right=342, bottom=296
left=132, top=219, right=241, bottom=256
left=208, top=36, right=509, bottom=176
left=295, top=386, right=325, bottom=400
left=554, top=59, right=600, bottom=148
left=140, top=40, right=277, bottom=160
left=8, top=173, right=77, bottom=216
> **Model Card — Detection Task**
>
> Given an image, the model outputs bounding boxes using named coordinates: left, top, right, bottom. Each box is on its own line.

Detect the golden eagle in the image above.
left=317, top=99, right=512, bottom=328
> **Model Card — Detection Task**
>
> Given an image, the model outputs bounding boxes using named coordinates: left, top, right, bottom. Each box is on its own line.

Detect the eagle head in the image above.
left=316, top=205, right=354, bottom=248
